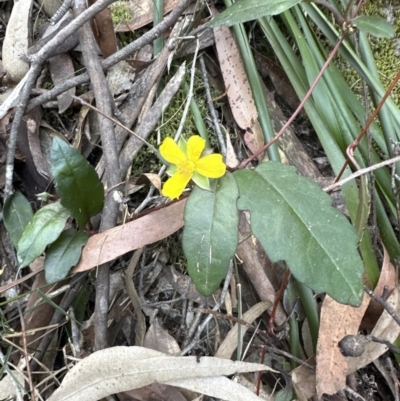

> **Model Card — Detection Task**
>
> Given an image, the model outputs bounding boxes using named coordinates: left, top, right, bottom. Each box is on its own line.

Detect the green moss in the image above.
left=110, top=1, right=133, bottom=25
left=340, top=1, right=400, bottom=104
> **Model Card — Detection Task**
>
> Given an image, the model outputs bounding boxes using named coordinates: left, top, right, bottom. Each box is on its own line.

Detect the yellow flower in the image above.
left=160, top=135, right=226, bottom=200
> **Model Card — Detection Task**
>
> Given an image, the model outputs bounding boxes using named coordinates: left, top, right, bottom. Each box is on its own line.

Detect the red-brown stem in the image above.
left=239, top=33, right=347, bottom=169
left=334, top=69, right=400, bottom=184
left=268, top=269, right=291, bottom=333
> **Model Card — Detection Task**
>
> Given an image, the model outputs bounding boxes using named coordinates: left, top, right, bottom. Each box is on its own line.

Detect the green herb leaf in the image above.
left=17, top=202, right=70, bottom=268
left=51, top=137, right=104, bottom=227
left=183, top=173, right=239, bottom=296
left=234, top=162, right=364, bottom=306
left=208, top=0, right=301, bottom=28
left=3, top=192, right=33, bottom=248
left=352, top=16, right=395, bottom=38
left=45, top=229, right=88, bottom=283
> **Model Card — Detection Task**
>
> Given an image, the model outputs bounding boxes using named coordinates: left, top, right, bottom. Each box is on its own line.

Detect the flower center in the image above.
left=177, top=160, right=195, bottom=177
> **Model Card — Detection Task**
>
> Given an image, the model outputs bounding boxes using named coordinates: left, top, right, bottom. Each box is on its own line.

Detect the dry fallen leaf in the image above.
left=215, top=301, right=271, bottom=359
left=316, top=294, right=370, bottom=398
left=144, top=319, right=181, bottom=356
left=2, top=0, right=32, bottom=82
left=47, top=346, right=274, bottom=401
left=73, top=199, right=186, bottom=273
left=212, top=8, right=264, bottom=159
left=346, top=286, right=400, bottom=374
left=361, top=245, right=397, bottom=330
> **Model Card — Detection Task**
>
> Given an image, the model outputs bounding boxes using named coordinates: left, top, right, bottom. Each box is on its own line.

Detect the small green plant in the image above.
left=3, top=137, right=103, bottom=283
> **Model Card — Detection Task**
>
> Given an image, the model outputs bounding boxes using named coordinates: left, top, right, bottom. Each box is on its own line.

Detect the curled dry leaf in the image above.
left=361, top=244, right=397, bottom=330
left=47, top=346, right=273, bottom=401
left=73, top=199, right=186, bottom=273
left=136, top=173, right=162, bottom=192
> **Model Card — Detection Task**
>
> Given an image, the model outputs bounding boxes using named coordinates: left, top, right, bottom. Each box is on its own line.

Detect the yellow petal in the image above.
left=187, top=135, right=205, bottom=163
left=195, top=154, right=226, bottom=178
left=162, top=172, right=192, bottom=200
left=160, top=137, right=186, bottom=165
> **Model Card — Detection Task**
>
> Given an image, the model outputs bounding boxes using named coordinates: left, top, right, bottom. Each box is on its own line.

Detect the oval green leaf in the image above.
left=182, top=173, right=239, bottom=296
left=51, top=137, right=104, bottom=227
left=45, top=229, right=88, bottom=283
left=17, top=202, right=70, bottom=268
left=208, top=0, right=301, bottom=28
left=352, top=16, right=395, bottom=38
left=3, top=192, right=33, bottom=248
left=234, top=162, right=364, bottom=306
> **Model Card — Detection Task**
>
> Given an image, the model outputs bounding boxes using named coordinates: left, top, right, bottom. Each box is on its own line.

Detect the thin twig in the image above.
left=71, top=96, right=158, bottom=153
left=174, top=39, right=199, bottom=142
left=5, top=0, right=117, bottom=196
left=199, top=55, right=226, bottom=157
left=323, top=154, right=400, bottom=192
left=17, top=302, right=36, bottom=401
left=364, top=285, right=400, bottom=327
left=26, top=0, right=192, bottom=112
left=180, top=261, right=234, bottom=356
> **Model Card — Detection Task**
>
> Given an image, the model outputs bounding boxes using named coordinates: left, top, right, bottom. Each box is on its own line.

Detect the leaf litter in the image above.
left=1, top=0, right=400, bottom=400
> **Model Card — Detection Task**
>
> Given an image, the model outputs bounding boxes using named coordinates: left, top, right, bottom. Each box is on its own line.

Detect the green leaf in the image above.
left=17, top=202, right=70, bottom=268
left=234, top=162, right=364, bottom=306
left=208, top=0, right=301, bottom=28
left=182, top=173, right=239, bottom=296
left=352, top=16, right=395, bottom=38
left=51, top=137, right=104, bottom=227
left=45, top=229, right=88, bottom=283
left=3, top=192, right=33, bottom=248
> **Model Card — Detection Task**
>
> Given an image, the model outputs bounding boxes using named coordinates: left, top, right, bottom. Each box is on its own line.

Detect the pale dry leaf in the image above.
left=316, top=294, right=370, bottom=398
left=291, top=360, right=316, bottom=401
left=215, top=301, right=271, bottom=359
left=47, top=346, right=273, bottom=401
left=121, top=383, right=188, bottom=401
left=73, top=199, right=186, bottom=273
left=0, top=371, right=25, bottom=401
left=144, top=319, right=181, bottom=355
left=212, top=7, right=264, bottom=158
left=347, top=286, right=400, bottom=374
left=2, top=0, right=32, bottom=82
left=169, top=376, right=271, bottom=401
left=225, top=131, right=239, bottom=169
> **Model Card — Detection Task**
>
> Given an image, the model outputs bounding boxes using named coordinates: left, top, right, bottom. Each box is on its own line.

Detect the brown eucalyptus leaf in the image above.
left=361, top=244, right=397, bottom=330
left=346, top=287, right=400, bottom=374
left=73, top=199, right=186, bottom=273
left=316, top=294, right=370, bottom=398
left=88, top=0, right=117, bottom=58
left=212, top=8, right=264, bottom=159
